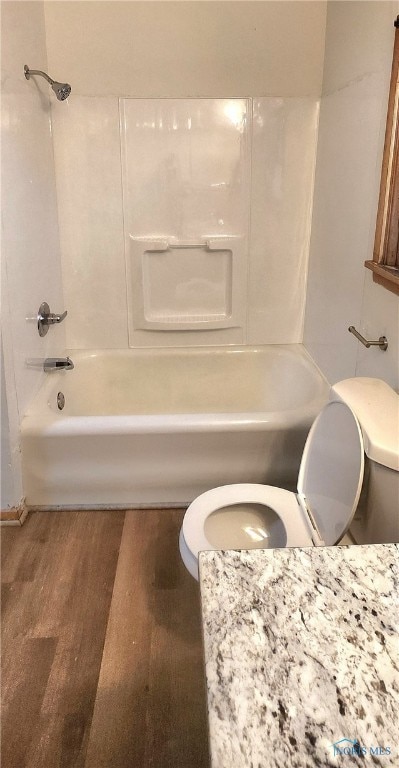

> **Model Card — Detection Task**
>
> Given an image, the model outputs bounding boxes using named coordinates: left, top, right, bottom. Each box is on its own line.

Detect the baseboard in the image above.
left=0, top=501, right=28, bottom=526
left=26, top=502, right=188, bottom=512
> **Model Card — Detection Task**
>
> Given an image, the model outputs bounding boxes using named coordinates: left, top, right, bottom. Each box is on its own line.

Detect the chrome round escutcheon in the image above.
left=38, top=302, right=51, bottom=337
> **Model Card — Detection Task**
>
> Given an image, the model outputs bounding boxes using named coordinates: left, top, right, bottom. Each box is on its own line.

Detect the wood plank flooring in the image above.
left=1, top=509, right=210, bottom=768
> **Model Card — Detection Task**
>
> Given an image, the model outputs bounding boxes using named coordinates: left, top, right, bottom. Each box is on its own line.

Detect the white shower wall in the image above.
left=121, top=98, right=250, bottom=346
left=51, top=96, right=319, bottom=349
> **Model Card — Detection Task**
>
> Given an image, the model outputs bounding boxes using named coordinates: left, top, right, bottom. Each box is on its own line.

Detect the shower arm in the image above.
left=24, top=66, right=55, bottom=85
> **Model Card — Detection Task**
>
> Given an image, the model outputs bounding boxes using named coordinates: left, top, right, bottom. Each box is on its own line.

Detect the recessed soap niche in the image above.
left=129, top=236, right=246, bottom=333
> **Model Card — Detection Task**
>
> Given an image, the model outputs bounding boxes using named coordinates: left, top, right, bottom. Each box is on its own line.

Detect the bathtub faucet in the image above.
left=43, top=357, right=74, bottom=372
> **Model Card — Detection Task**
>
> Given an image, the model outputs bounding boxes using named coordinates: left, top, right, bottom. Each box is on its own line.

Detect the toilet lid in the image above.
left=297, top=401, right=364, bottom=545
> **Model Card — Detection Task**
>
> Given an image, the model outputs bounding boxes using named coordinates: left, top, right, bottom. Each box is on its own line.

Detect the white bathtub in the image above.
left=21, top=345, right=329, bottom=508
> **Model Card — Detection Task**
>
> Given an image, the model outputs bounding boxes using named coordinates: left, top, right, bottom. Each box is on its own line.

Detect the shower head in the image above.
left=51, top=81, right=72, bottom=101
left=24, top=65, right=71, bottom=101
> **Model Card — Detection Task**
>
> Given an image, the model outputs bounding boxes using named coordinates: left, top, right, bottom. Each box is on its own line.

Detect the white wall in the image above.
left=304, top=1, right=399, bottom=388
left=1, top=1, right=65, bottom=506
left=44, top=1, right=326, bottom=98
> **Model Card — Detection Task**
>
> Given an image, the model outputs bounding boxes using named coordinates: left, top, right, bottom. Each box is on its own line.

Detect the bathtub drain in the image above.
left=57, top=391, right=65, bottom=410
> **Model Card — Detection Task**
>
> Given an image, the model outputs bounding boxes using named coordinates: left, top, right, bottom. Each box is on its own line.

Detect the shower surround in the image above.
left=51, top=96, right=319, bottom=350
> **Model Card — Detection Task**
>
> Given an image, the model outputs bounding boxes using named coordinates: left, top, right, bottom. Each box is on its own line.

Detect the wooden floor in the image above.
left=1, top=509, right=210, bottom=768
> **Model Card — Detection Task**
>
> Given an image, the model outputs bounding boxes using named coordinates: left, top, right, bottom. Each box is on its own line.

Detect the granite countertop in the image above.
left=199, top=544, right=398, bottom=768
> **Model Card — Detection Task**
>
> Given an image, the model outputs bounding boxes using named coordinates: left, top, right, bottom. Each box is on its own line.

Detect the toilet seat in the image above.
left=180, top=401, right=365, bottom=579
left=182, top=484, right=313, bottom=556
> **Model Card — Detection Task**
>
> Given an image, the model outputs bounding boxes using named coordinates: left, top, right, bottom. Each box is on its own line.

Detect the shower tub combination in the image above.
left=21, top=345, right=329, bottom=508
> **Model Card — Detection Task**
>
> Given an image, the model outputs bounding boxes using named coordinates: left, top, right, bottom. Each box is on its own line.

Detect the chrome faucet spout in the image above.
left=43, top=357, right=74, bottom=372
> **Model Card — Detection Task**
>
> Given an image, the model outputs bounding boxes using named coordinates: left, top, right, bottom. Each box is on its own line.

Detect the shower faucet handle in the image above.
left=37, top=302, right=68, bottom=337
left=47, top=309, right=67, bottom=324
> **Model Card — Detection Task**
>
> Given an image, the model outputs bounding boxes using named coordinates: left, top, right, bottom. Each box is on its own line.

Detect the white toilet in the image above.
left=179, top=377, right=399, bottom=580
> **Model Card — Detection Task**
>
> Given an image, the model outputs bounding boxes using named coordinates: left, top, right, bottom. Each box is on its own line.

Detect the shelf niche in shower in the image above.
left=128, top=236, right=246, bottom=332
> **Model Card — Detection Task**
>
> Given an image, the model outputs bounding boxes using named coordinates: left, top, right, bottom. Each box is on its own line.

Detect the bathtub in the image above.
left=21, top=345, right=329, bottom=508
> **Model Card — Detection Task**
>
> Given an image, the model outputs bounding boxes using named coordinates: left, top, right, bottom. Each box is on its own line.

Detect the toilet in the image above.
left=179, top=377, right=399, bottom=580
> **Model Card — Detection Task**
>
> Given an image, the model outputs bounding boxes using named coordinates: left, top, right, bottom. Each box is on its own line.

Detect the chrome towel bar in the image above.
left=348, top=326, right=388, bottom=351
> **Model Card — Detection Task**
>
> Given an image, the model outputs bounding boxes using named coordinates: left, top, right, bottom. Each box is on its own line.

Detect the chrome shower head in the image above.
left=24, top=65, right=71, bottom=101
left=51, top=81, right=72, bottom=101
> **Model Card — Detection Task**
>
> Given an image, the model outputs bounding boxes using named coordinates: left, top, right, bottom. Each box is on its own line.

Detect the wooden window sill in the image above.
left=365, top=260, right=399, bottom=295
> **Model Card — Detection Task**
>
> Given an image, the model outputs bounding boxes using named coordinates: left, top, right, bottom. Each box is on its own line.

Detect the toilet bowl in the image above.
left=180, top=399, right=365, bottom=579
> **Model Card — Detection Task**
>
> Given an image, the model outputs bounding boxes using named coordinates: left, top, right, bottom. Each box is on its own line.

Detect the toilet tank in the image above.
left=331, top=378, right=399, bottom=545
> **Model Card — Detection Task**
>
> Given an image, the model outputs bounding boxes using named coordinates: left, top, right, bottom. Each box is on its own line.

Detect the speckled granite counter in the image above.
left=199, top=544, right=398, bottom=768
